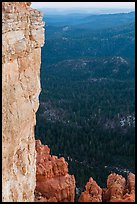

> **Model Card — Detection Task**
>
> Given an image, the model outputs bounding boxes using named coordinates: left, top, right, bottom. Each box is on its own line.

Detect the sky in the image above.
left=31, top=2, right=135, bottom=10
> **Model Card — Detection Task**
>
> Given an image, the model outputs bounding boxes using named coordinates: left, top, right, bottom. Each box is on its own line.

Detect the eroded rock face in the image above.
left=2, top=2, right=44, bottom=202
left=35, top=140, right=75, bottom=202
left=103, top=172, right=135, bottom=202
left=79, top=173, right=135, bottom=202
left=78, top=177, right=102, bottom=202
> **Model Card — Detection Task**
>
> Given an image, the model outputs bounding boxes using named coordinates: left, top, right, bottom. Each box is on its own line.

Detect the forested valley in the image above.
left=35, top=11, right=135, bottom=193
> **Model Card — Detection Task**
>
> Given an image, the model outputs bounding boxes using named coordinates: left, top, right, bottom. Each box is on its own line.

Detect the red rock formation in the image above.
left=35, top=140, right=75, bottom=202
left=79, top=173, right=135, bottom=202
left=104, top=173, right=126, bottom=202
left=103, top=172, right=135, bottom=202
left=78, top=177, right=102, bottom=202
left=122, top=173, right=135, bottom=202
left=35, top=140, right=135, bottom=202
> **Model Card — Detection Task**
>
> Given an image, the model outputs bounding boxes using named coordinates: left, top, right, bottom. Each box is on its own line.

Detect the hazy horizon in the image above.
left=31, top=2, right=135, bottom=10
left=31, top=2, right=135, bottom=15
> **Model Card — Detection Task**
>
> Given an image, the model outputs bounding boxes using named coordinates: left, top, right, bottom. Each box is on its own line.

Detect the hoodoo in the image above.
left=79, top=173, right=135, bottom=202
left=35, top=140, right=75, bottom=202
left=2, top=2, right=135, bottom=203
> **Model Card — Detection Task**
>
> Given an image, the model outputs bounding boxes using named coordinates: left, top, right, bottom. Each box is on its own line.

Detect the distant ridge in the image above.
left=39, top=7, right=134, bottom=15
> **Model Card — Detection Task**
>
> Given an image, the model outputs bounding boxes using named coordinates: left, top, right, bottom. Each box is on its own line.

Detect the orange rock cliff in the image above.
left=2, top=2, right=135, bottom=202
left=2, top=2, right=75, bottom=202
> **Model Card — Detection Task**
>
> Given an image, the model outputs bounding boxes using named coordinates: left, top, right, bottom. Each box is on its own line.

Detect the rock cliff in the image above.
left=2, top=2, right=135, bottom=203
left=2, top=2, right=44, bottom=202
left=35, top=140, right=75, bottom=202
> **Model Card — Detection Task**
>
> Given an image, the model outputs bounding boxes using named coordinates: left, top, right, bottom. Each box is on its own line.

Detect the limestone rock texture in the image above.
left=35, top=140, right=76, bottom=202
left=2, top=2, right=44, bottom=202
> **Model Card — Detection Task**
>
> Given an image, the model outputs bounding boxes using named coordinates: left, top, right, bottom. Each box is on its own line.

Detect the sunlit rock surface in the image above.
left=79, top=173, right=135, bottom=202
left=103, top=172, right=135, bottom=202
left=35, top=140, right=75, bottom=202
left=78, top=177, right=102, bottom=202
left=2, top=2, right=44, bottom=202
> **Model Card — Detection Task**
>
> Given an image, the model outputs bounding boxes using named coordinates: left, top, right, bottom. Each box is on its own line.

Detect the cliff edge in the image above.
left=2, top=2, right=44, bottom=201
left=2, top=2, right=135, bottom=203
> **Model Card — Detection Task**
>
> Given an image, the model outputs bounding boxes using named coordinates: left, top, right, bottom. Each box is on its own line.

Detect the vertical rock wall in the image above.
left=2, top=2, right=44, bottom=202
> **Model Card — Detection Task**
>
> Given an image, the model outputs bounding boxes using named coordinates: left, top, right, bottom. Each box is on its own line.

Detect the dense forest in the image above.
left=35, top=11, right=135, bottom=193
